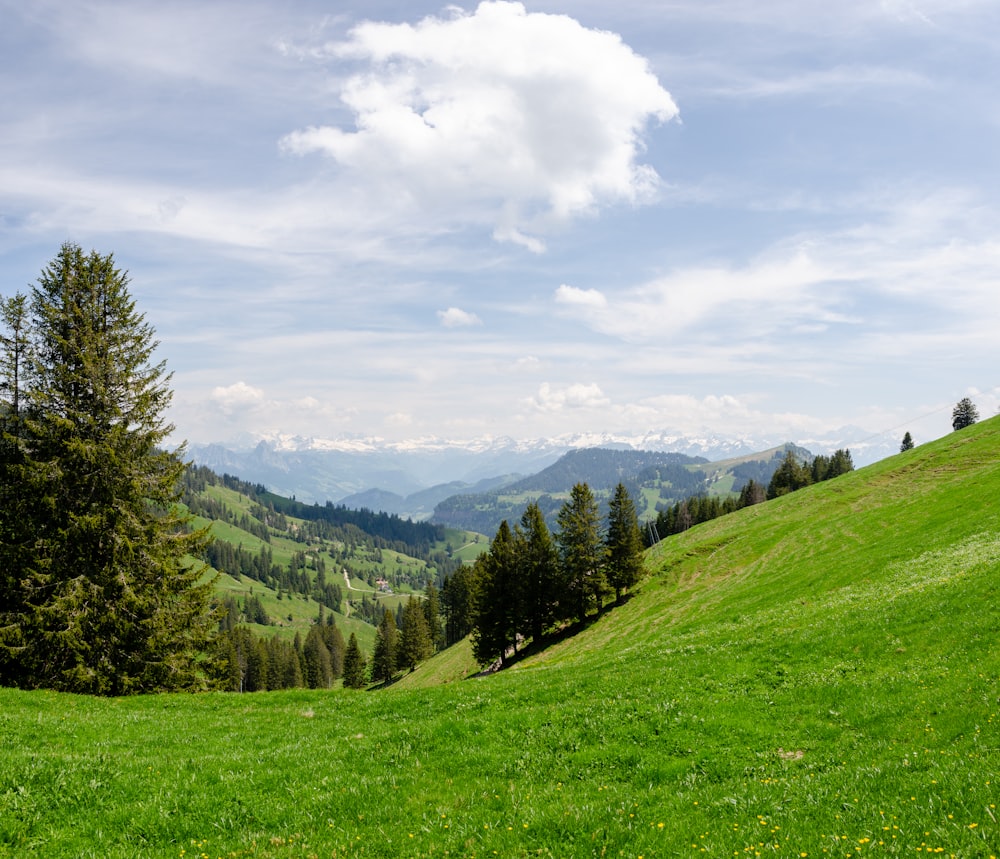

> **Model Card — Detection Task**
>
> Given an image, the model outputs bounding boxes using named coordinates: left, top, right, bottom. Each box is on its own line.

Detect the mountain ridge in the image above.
left=188, top=425, right=895, bottom=508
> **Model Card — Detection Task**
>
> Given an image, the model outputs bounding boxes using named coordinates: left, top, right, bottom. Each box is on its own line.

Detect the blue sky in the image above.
left=2, top=0, right=999, bottom=449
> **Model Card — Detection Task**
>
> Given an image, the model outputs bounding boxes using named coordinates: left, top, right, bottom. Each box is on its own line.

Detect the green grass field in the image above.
left=3, top=419, right=1000, bottom=857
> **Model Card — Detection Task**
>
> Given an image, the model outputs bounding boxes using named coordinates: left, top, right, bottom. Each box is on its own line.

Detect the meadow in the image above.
left=2, top=420, right=1000, bottom=857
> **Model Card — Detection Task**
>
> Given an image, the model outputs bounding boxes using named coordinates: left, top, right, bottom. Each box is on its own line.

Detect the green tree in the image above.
left=605, top=483, right=644, bottom=604
left=737, top=479, right=766, bottom=508
left=371, top=608, right=399, bottom=685
left=423, top=580, right=445, bottom=651
left=471, top=520, right=519, bottom=667
left=0, top=243, right=214, bottom=694
left=302, top=625, right=334, bottom=688
left=441, top=565, right=476, bottom=646
left=952, top=397, right=979, bottom=431
left=556, top=483, right=609, bottom=622
left=399, top=596, right=433, bottom=671
left=767, top=450, right=813, bottom=499
left=515, top=502, right=559, bottom=643
left=900, top=431, right=915, bottom=452
left=342, top=632, right=367, bottom=688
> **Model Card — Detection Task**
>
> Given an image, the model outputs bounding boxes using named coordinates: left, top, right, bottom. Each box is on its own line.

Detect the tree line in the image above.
left=438, top=482, right=645, bottom=669
left=648, top=448, right=855, bottom=541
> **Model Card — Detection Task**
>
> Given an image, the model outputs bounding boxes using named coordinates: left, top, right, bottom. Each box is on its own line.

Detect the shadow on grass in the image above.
left=470, top=591, right=638, bottom=677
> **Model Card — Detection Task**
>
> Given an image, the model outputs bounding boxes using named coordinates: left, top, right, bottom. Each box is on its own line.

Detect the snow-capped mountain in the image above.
left=187, top=426, right=900, bottom=511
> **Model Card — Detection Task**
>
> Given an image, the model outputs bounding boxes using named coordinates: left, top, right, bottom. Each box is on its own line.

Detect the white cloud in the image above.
left=554, top=284, right=609, bottom=310
left=438, top=307, right=483, bottom=328
left=525, top=382, right=611, bottom=412
left=553, top=190, right=1000, bottom=353
left=210, top=381, right=265, bottom=416
left=281, top=1, right=678, bottom=247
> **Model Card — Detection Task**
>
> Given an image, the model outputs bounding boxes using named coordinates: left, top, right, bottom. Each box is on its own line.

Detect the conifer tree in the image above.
left=0, top=243, right=214, bottom=693
left=900, top=431, right=915, bottom=452
left=441, top=565, right=476, bottom=646
left=371, top=608, right=399, bottom=685
left=471, top=520, right=519, bottom=666
left=556, top=483, right=609, bottom=622
left=342, top=632, right=367, bottom=689
left=766, top=450, right=813, bottom=499
left=399, top=596, right=433, bottom=671
left=952, top=397, right=979, bottom=431
left=737, top=479, right=766, bottom=508
left=422, top=580, right=445, bottom=651
left=515, top=501, right=558, bottom=642
left=605, top=483, right=645, bottom=604
left=303, top=625, right=334, bottom=688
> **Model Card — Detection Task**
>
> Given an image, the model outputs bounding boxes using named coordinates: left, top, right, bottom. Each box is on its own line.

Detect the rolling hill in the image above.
left=3, top=417, right=999, bottom=857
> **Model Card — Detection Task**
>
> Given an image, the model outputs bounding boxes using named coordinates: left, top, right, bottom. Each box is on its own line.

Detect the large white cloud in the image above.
left=281, top=1, right=678, bottom=248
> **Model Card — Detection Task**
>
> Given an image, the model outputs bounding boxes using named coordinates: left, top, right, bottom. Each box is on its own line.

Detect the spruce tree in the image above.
left=952, top=397, right=979, bottom=431
left=342, top=632, right=367, bottom=689
left=0, top=243, right=214, bottom=694
left=605, top=483, right=645, bottom=604
left=371, top=608, right=399, bottom=685
left=399, top=597, right=433, bottom=671
left=471, top=520, right=519, bottom=667
left=303, top=625, right=334, bottom=688
left=556, top=483, right=609, bottom=622
left=422, top=580, right=445, bottom=651
left=515, top=502, right=558, bottom=643
left=900, top=431, right=915, bottom=452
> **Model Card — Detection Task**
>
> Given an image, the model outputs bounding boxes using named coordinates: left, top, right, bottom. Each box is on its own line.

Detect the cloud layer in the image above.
left=281, top=1, right=678, bottom=248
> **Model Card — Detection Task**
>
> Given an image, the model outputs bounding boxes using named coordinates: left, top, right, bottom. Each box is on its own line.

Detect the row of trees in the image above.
left=449, top=483, right=645, bottom=669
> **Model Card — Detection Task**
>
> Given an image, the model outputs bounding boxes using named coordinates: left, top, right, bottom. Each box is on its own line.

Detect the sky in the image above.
left=2, top=0, right=1000, bottom=451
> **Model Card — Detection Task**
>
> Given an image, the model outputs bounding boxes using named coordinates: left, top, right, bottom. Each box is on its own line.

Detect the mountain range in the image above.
left=187, top=426, right=898, bottom=517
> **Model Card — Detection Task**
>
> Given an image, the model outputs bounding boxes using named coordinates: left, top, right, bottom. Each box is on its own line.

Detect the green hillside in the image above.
left=3, top=419, right=1000, bottom=857
left=181, top=467, right=482, bottom=654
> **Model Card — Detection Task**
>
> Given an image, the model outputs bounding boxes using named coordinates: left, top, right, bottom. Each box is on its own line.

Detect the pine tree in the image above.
left=605, top=483, right=644, bottom=604
left=342, top=632, right=367, bottom=689
left=0, top=244, right=214, bottom=694
left=441, top=565, right=476, bottom=646
left=767, top=450, right=813, bottom=499
left=952, top=397, right=979, bottom=431
left=399, top=597, right=433, bottom=671
left=900, top=431, right=915, bottom=452
left=515, top=502, right=559, bottom=643
left=471, top=521, right=519, bottom=666
left=423, top=580, right=445, bottom=651
left=737, top=479, right=766, bottom=508
left=371, top=609, right=399, bottom=685
left=556, top=483, right=609, bottom=622
left=303, top=625, right=334, bottom=688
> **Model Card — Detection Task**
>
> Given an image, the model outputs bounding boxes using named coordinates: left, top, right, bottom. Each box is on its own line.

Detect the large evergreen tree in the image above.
left=952, top=397, right=979, bottom=431
left=900, top=431, right=915, bottom=452
left=604, top=483, right=645, bottom=604
left=515, top=502, right=559, bottom=643
left=422, top=580, right=445, bottom=652
left=767, top=450, right=813, bottom=499
left=441, top=565, right=476, bottom=646
left=342, top=632, right=367, bottom=689
left=555, top=483, right=609, bottom=622
left=471, top=520, right=519, bottom=667
left=0, top=243, right=214, bottom=694
left=399, top=596, right=433, bottom=671
left=371, top=608, right=399, bottom=685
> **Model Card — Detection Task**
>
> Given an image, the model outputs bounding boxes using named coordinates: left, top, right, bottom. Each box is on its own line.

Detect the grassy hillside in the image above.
left=3, top=420, right=1000, bottom=857
left=181, top=468, right=483, bottom=653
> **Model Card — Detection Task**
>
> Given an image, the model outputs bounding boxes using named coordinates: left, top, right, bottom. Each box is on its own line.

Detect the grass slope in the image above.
left=3, top=420, right=1000, bottom=857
